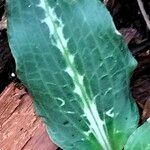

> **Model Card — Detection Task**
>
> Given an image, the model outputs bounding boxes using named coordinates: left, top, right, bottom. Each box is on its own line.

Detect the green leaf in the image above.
left=125, top=119, right=150, bottom=150
left=7, top=0, right=139, bottom=149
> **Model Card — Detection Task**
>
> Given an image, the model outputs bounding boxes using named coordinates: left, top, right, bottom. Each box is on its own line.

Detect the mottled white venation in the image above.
left=84, top=130, right=92, bottom=136
left=104, top=88, right=112, bottom=96
left=37, top=0, right=112, bottom=149
left=106, top=108, right=114, bottom=118
left=38, top=0, right=68, bottom=55
left=65, top=66, right=74, bottom=78
left=64, top=111, right=75, bottom=114
left=56, top=97, right=65, bottom=107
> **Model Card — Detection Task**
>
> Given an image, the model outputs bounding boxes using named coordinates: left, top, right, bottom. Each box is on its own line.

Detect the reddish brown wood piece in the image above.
left=0, top=83, right=57, bottom=150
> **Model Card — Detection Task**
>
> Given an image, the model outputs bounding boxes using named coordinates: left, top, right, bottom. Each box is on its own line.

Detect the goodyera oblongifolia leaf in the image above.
left=7, top=0, right=139, bottom=149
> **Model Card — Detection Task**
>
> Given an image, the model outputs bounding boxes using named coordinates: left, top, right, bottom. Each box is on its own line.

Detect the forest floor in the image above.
left=0, top=0, right=150, bottom=150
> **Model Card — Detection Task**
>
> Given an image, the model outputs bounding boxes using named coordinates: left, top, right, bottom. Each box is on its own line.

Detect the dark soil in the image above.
left=108, top=0, right=150, bottom=122
left=0, top=1, right=150, bottom=149
left=0, top=29, right=15, bottom=92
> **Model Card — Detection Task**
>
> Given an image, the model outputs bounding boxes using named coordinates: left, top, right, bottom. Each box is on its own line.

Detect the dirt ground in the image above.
left=0, top=0, right=150, bottom=150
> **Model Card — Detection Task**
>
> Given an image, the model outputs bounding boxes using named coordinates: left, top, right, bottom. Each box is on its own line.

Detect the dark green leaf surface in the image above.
left=7, top=0, right=139, bottom=149
left=125, top=119, right=150, bottom=150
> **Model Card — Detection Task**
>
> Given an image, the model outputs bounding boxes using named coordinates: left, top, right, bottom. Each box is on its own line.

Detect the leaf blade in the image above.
left=125, top=119, right=150, bottom=150
left=7, top=0, right=139, bottom=149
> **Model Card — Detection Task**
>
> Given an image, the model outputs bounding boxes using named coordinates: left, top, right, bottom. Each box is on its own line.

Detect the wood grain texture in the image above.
left=0, top=83, right=57, bottom=150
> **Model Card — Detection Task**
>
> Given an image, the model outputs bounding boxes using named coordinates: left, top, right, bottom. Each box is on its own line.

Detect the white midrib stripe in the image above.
left=38, top=0, right=112, bottom=149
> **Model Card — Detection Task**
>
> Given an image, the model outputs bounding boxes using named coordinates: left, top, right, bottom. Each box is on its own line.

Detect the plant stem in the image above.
left=137, top=0, right=150, bottom=30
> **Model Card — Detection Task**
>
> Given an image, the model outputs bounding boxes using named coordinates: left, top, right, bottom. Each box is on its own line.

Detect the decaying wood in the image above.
left=142, top=97, right=150, bottom=122
left=0, top=11, right=6, bottom=30
left=0, top=83, right=57, bottom=150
